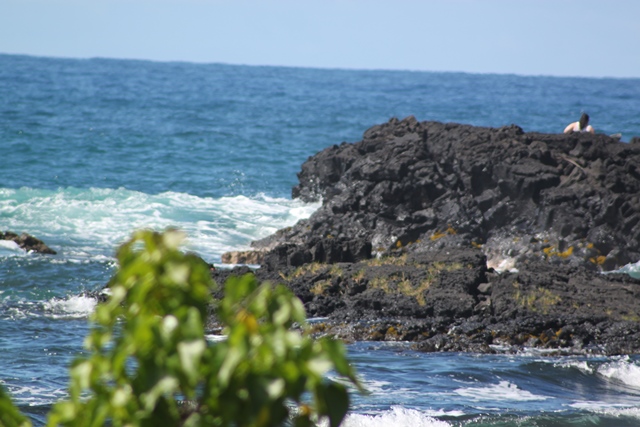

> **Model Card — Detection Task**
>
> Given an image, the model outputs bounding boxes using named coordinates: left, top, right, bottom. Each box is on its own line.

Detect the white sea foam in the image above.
left=2, top=383, right=68, bottom=406
left=571, top=401, right=632, bottom=411
left=0, top=187, right=320, bottom=262
left=205, top=334, right=227, bottom=342
left=615, top=260, right=640, bottom=279
left=1, top=301, right=34, bottom=320
left=0, top=240, right=25, bottom=257
left=600, top=407, right=640, bottom=418
left=571, top=400, right=640, bottom=419
left=329, top=407, right=452, bottom=427
left=597, top=357, right=640, bottom=389
left=486, top=256, right=519, bottom=273
left=357, top=379, right=393, bottom=395
left=454, top=380, right=550, bottom=401
left=42, top=295, right=98, bottom=319
left=1, top=295, right=97, bottom=320
left=422, top=408, right=466, bottom=418
left=554, top=360, right=594, bottom=375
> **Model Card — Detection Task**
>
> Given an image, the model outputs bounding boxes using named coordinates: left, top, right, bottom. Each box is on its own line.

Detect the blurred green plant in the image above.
left=0, top=229, right=362, bottom=427
left=0, top=386, right=32, bottom=427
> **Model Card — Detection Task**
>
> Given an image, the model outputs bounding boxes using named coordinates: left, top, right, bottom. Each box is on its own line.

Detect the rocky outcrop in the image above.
left=249, top=117, right=640, bottom=272
left=216, top=117, right=640, bottom=355
left=1, top=231, right=56, bottom=254
left=212, top=250, right=640, bottom=355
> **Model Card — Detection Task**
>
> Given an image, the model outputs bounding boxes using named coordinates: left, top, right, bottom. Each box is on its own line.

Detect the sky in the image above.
left=2, top=0, right=639, bottom=78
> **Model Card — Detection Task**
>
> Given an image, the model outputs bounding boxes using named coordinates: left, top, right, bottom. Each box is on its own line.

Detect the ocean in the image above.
left=2, top=53, right=640, bottom=426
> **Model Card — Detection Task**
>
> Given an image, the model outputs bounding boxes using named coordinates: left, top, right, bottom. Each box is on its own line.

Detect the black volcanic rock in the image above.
left=1, top=231, right=56, bottom=254
left=211, top=248, right=640, bottom=355
left=253, top=117, right=640, bottom=271
left=215, top=117, right=640, bottom=355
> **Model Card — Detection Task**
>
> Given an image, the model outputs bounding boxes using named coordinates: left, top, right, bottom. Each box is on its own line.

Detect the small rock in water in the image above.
left=0, top=231, right=56, bottom=254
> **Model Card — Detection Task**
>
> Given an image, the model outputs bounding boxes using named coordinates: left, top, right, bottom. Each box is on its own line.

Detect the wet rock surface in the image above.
left=216, top=118, right=640, bottom=355
left=1, top=231, right=57, bottom=254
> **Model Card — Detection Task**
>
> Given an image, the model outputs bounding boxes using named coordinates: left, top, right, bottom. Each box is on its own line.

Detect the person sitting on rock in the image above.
left=564, top=112, right=595, bottom=134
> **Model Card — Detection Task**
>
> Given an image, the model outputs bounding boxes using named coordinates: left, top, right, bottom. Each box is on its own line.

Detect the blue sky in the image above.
left=2, top=0, right=639, bottom=78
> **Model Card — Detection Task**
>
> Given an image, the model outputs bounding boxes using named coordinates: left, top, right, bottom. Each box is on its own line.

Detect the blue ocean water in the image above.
left=2, top=53, right=640, bottom=426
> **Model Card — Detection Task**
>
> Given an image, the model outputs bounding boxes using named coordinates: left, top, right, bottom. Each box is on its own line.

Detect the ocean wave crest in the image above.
left=0, top=186, right=320, bottom=262
left=334, top=406, right=452, bottom=427
left=454, top=380, right=550, bottom=402
left=597, top=356, right=640, bottom=389
left=42, top=295, right=98, bottom=319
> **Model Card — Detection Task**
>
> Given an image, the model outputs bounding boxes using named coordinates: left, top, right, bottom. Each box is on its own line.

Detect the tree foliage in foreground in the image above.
left=0, top=386, right=31, bottom=427
left=0, top=229, right=362, bottom=427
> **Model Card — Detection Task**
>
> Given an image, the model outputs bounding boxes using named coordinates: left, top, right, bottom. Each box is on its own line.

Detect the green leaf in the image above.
left=320, top=339, right=364, bottom=391
left=0, top=385, right=32, bottom=427
left=70, top=361, right=92, bottom=391
left=307, top=355, right=333, bottom=378
left=217, top=345, right=244, bottom=387
left=161, top=229, right=185, bottom=250
left=161, top=314, right=179, bottom=341
left=110, top=385, right=132, bottom=408
left=166, top=262, right=190, bottom=286
left=273, top=299, right=291, bottom=325
left=140, top=376, right=179, bottom=413
left=318, top=383, right=350, bottom=427
left=265, top=378, right=285, bottom=400
left=177, top=339, right=205, bottom=384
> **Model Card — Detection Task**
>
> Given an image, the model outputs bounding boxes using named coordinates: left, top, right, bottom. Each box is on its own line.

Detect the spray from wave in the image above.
left=0, top=186, right=320, bottom=262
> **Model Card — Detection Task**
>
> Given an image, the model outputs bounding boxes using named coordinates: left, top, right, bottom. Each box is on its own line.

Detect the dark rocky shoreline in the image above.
left=216, top=117, right=640, bottom=355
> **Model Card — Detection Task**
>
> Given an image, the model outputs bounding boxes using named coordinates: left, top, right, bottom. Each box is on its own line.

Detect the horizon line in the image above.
left=3, top=51, right=639, bottom=81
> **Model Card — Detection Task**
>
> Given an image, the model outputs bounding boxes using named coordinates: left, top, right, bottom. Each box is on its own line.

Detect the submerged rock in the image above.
left=216, top=117, right=640, bottom=355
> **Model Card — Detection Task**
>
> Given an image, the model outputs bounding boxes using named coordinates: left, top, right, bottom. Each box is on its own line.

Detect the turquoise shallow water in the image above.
left=2, top=53, right=640, bottom=426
